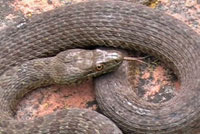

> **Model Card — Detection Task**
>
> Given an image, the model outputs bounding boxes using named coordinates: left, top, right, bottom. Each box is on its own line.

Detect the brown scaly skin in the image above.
left=0, top=0, right=200, bottom=134
left=0, top=109, right=123, bottom=134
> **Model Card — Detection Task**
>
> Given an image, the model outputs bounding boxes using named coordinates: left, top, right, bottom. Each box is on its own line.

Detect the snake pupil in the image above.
left=96, top=64, right=104, bottom=71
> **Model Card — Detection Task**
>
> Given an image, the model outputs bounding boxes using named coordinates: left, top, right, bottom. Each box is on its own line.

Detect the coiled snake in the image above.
left=0, top=0, right=200, bottom=134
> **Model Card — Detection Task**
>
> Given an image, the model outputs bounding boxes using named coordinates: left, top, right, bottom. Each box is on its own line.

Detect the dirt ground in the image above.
left=0, top=0, right=199, bottom=133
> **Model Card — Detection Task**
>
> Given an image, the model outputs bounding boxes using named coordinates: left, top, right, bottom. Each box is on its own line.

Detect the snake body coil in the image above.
left=0, top=48, right=124, bottom=134
left=0, top=0, right=200, bottom=134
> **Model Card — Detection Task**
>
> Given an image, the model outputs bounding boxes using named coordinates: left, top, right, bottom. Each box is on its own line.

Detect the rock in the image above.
left=185, top=0, right=196, bottom=7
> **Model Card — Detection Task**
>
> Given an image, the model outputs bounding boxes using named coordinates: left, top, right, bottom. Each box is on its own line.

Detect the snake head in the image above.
left=91, top=49, right=124, bottom=77
left=50, top=49, right=123, bottom=84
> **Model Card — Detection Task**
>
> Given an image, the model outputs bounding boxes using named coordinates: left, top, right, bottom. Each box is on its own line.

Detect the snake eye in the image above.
left=96, top=64, right=104, bottom=71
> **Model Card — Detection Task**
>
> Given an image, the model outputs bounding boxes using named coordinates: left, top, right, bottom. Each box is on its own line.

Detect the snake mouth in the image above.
left=87, top=60, right=123, bottom=79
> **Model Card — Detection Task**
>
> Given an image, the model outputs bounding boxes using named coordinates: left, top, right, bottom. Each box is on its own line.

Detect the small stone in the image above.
left=160, top=0, right=170, bottom=4
left=185, top=0, right=196, bottom=7
left=47, top=0, right=53, bottom=4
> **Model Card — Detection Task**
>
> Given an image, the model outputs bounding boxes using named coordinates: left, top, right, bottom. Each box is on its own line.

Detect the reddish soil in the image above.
left=128, top=57, right=179, bottom=103
left=16, top=79, right=97, bottom=120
